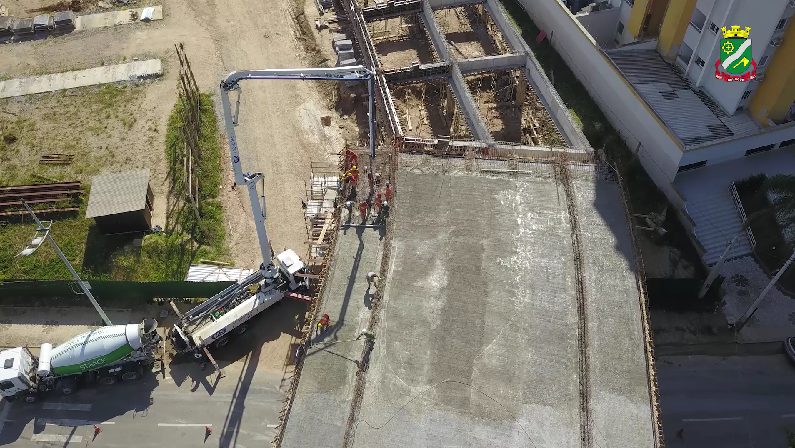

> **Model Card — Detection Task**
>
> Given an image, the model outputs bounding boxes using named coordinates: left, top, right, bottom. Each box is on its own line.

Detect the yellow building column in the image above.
left=657, top=0, right=698, bottom=60
left=628, top=0, right=671, bottom=39
left=748, top=24, right=795, bottom=126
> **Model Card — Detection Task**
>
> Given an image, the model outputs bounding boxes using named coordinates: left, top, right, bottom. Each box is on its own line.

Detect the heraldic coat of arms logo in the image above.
left=716, top=25, right=756, bottom=82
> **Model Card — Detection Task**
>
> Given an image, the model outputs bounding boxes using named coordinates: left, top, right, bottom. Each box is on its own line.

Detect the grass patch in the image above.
left=0, top=89, right=227, bottom=282
left=735, top=174, right=795, bottom=292
left=164, top=92, right=225, bottom=249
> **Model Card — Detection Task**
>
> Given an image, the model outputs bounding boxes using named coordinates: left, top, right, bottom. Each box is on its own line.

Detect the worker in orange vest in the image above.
left=374, top=192, right=383, bottom=212
left=359, top=200, right=368, bottom=222
left=385, top=183, right=393, bottom=201
left=345, top=149, right=358, bottom=169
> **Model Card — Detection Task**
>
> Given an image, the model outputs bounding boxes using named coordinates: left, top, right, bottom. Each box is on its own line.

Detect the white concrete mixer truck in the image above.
left=0, top=319, right=161, bottom=403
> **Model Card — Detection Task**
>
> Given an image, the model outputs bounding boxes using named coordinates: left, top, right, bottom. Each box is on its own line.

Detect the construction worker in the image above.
left=374, top=192, right=383, bottom=212
left=359, top=200, right=368, bottom=222
left=94, top=425, right=102, bottom=437
left=385, top=183, right=393, bottom=201
left=350, top=165, right=360, bottom=182
left=376, top=201, right=390, bottom=224
left=345, top=148, right=358, bottom=169
left=317, top=313, right=330, bottom=336
left=344, top=200, right=354, bottom=221
left=366, top=271, right=380, bottom=290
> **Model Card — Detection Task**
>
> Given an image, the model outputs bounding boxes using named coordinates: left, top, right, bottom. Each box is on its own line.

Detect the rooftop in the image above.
left=607, top=49, right=760, bottom=148
left=85, top=168, right=151, bottom=218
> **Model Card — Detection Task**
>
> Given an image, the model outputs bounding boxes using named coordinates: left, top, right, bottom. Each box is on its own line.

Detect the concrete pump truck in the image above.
left=167, top=66, right=376, bottom=364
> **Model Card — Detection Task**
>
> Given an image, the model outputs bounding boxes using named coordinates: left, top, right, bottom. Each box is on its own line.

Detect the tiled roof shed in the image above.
left=86, top=169, right=154, bottom=234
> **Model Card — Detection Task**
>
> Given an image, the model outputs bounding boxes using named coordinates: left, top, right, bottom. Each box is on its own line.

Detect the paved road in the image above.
left=0, top=358, right=285, bottom=447
left=657, top=354, right=795, bottom=447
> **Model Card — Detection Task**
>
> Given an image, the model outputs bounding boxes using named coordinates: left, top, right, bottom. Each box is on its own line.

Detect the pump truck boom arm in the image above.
left=219, top=68, right=377, bottom=262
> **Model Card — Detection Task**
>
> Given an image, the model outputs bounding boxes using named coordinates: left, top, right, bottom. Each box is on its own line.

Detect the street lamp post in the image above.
left=18, top=200, right=113, bottom=326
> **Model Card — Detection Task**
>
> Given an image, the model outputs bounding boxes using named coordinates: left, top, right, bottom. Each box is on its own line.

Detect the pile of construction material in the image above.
left=333, top=33, right=356, bottom=67
left=0, top=11, right=75, bottom=40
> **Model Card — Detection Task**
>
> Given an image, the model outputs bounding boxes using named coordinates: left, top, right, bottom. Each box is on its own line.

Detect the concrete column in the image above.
left=480, top=4, right=489, bottom=24
left=657, top=0, right=698, bottom=60
left=748, top=21, right=795, bottom=126
left=515, top=75, right=527, bottom=105
left=627, top=0, right=652, bottom=38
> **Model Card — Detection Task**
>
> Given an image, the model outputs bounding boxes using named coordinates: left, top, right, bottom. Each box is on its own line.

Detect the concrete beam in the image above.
left=483, top=0, right=527, bottom=54
left=427, top=0, right=483, bottom=10
left=421, top=0, right=451, bottom=60
left=458, top=53, right=526, bottom=75
left=450, top=63, right=492, bottom=142
left=383, top=61, right=451, bottom=85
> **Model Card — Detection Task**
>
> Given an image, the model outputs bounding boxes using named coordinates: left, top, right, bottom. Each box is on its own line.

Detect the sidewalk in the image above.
left=281, top=225, right=384, bottom=447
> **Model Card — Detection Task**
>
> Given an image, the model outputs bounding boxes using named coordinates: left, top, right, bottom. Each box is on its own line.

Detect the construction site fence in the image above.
left=0, top=280, right=235, bottom=304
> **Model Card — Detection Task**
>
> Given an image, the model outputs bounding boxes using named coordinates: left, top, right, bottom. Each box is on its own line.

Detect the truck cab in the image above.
left=0, top=347, right=37, bottom=401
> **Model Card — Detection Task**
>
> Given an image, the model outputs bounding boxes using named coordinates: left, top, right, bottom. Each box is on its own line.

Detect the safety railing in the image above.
left=729, top=181, right=757, bottom=250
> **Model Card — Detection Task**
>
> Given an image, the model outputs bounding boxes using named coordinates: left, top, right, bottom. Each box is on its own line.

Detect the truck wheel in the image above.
left=214, top=336, right=230, bottom=348
left=235, top=324, right=249, bottom=335
left=121, top=371, right=141, bottom=381
left=24, top=394, right=38, bottom=403
left=59, top=377, right=77, bottom=396
left=98, top=376, right=117, bottom=386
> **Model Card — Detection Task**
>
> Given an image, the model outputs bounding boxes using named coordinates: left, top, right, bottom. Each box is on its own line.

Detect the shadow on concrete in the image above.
left=0, top=372, right=158, bottom=445
left=218, top=344, right=261, bottom=448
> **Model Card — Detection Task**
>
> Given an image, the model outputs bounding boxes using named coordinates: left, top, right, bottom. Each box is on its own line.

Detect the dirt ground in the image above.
left=1, top=0, right=139, bottom=16
left=0, top=0, right=369, bottom=372
left=369, top=14, right=438, bottom=69
left=464, top=71, right=566, bottom=146
left=433, top=4, right=508, bottom=60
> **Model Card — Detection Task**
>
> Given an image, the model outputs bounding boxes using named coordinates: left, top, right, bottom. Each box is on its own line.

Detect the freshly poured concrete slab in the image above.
left=75, top=5, right=163, bottom=30
left=0, top=59, right=162, bottom=98
left=346, top=156, right=655, bottom=447
left=281, top=226, right=385, bottom=447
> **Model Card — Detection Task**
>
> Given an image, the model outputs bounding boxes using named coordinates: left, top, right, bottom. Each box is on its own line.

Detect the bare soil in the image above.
left=433, top=4, right=508, bottom=60
left=2, top=0, right=138, bottom=16
left=391, top=81, right=473, bottom=139
left=465, top=71, right=566, bottom=146
left=369, top=14, right=438, bottom=69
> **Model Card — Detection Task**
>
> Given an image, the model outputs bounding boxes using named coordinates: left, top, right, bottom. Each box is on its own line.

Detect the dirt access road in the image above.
left=0, top=0, right=348, bottom=267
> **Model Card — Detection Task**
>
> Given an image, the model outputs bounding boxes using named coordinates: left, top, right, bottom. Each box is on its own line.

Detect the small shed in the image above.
left=86, top=169, right=154, bottom=234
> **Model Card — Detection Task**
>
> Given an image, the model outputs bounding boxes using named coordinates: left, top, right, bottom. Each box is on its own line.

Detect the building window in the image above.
left=777, top=18, right=787, bottom=30
left=678, top=42, right=694, bottom=65
left=617, top=21, right=625, bottom=36
left=695, top=56, right=705, bottom=67
left=689, top=8, right=707, bottom=32
left=742, top=90, right=752, bottom=100
left=678, top=161, right=707, bottom=172
left=780, top=138, right=795, bottom=148
left=760, top=55, right=769, bottom=66
left=745, top=144, right=775, bottom=156
left=709, top=22, right=720, bottom=34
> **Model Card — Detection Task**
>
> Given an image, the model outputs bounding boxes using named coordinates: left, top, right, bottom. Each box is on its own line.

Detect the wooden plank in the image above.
left=0, top=207, right=78, bottom=217
left=0, top=182, right=81, bottom=193
left=315, top=217, right=333, bottom=244
left=0, top=189, right=82, bottom=201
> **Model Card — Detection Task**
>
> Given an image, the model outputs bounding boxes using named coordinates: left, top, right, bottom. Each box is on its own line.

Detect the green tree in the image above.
left=766, top=174, right=795, bottom=243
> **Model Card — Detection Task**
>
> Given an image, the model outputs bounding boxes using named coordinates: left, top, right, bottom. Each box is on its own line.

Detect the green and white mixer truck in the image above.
left=0, top=319, right=161, bottom=403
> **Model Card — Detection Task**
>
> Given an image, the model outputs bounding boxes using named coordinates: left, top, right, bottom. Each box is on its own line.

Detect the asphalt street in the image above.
left=0, top=357, right=285, bottom=447
left=657, top=354, right=795, bottom=447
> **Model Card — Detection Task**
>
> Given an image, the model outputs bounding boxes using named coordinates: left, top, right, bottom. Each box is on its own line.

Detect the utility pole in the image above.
left=19, top=200, right=113, bottom=326
left=732, top=249, right=795, bottom=332
left=698, top=232, right=743, bottom=299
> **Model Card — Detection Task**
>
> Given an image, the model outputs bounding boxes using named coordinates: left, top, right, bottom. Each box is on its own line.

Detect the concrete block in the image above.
left=337, top=49, right=355, bottom=62
left=337, top=58, right=358, bottom=67
left=334, top=39, right=353, bottom=52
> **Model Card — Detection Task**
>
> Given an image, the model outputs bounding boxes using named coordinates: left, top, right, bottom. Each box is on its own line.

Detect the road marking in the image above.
left=782, top=414, right=795, bottom=418
left=266, top=424, right=278, bottom=428
left=157, top=423, right=212, bottom=427
left=682, top=417, right=743, bottom=422
left=31, top=434, right=83, bottom=443
left=37, top=418, right=115, bottom=427
left=0, top=400, right=12, bottom=436
left=42, top=403, right=92, bottom=411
